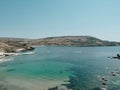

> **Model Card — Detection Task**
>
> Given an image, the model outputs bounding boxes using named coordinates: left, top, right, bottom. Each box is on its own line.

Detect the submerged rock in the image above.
left=91, top=87, right=101, bottom=90
left=6, top=69, right=15, bottom=72
left=111, top=54, right=120, bottom=60
left=48, top=86, right=58, bottom=90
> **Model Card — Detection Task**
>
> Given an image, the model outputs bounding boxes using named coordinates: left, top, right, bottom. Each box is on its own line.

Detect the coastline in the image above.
left=0, top=51, right=34, bottom=63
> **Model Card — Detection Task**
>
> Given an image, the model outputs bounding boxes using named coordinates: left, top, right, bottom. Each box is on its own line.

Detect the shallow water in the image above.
left=0, top=46, right=120, bottom=90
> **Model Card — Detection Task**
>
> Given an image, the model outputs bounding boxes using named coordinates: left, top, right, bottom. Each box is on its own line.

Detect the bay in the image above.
left=0, top=46, right=120, bottom=90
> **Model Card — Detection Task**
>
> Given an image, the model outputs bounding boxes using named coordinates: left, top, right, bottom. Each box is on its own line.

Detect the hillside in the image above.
left=29, top=36, right=120, bottom=46
left=0, top=36, right=120, bottom=52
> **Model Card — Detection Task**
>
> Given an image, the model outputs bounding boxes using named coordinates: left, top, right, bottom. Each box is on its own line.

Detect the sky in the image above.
left=0, top=0, right=120, bottom=41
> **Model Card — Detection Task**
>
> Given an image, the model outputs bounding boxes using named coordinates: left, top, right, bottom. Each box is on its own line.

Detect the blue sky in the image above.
left=0, top=0, right=120, bottom=41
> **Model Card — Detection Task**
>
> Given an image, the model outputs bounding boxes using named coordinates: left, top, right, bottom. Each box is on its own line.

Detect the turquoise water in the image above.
left=0, top=46, right=120, bottom=90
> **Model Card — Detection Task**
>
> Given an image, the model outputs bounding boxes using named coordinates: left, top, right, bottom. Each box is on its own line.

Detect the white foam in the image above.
left=0, top=57, right=14, bottom=63
left=20, top=52, right=34, bottom=55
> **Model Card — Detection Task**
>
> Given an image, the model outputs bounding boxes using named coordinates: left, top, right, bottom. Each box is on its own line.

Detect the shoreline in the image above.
left=0, top=51, right=34, bottom=63
left=0, top=56, right=14, bottom=63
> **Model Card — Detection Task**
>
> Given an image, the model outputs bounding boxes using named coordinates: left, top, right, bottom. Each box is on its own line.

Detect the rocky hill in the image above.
left=0, top=36, right=120, bottom=52
left=0, top=37, right=31, bottom=52
left=29, top=36, right=120, bottom=46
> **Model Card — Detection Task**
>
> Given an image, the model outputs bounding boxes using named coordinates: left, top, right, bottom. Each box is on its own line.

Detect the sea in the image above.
left=0, top=46, right=120, bottom=90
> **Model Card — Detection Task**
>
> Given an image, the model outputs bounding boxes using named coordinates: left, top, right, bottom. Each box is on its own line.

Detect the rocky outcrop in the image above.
left=0, top=38, right=33, bottom=53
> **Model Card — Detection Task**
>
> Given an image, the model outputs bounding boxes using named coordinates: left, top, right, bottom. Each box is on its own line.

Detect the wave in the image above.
left=0, top=57, right=14, bottom=63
